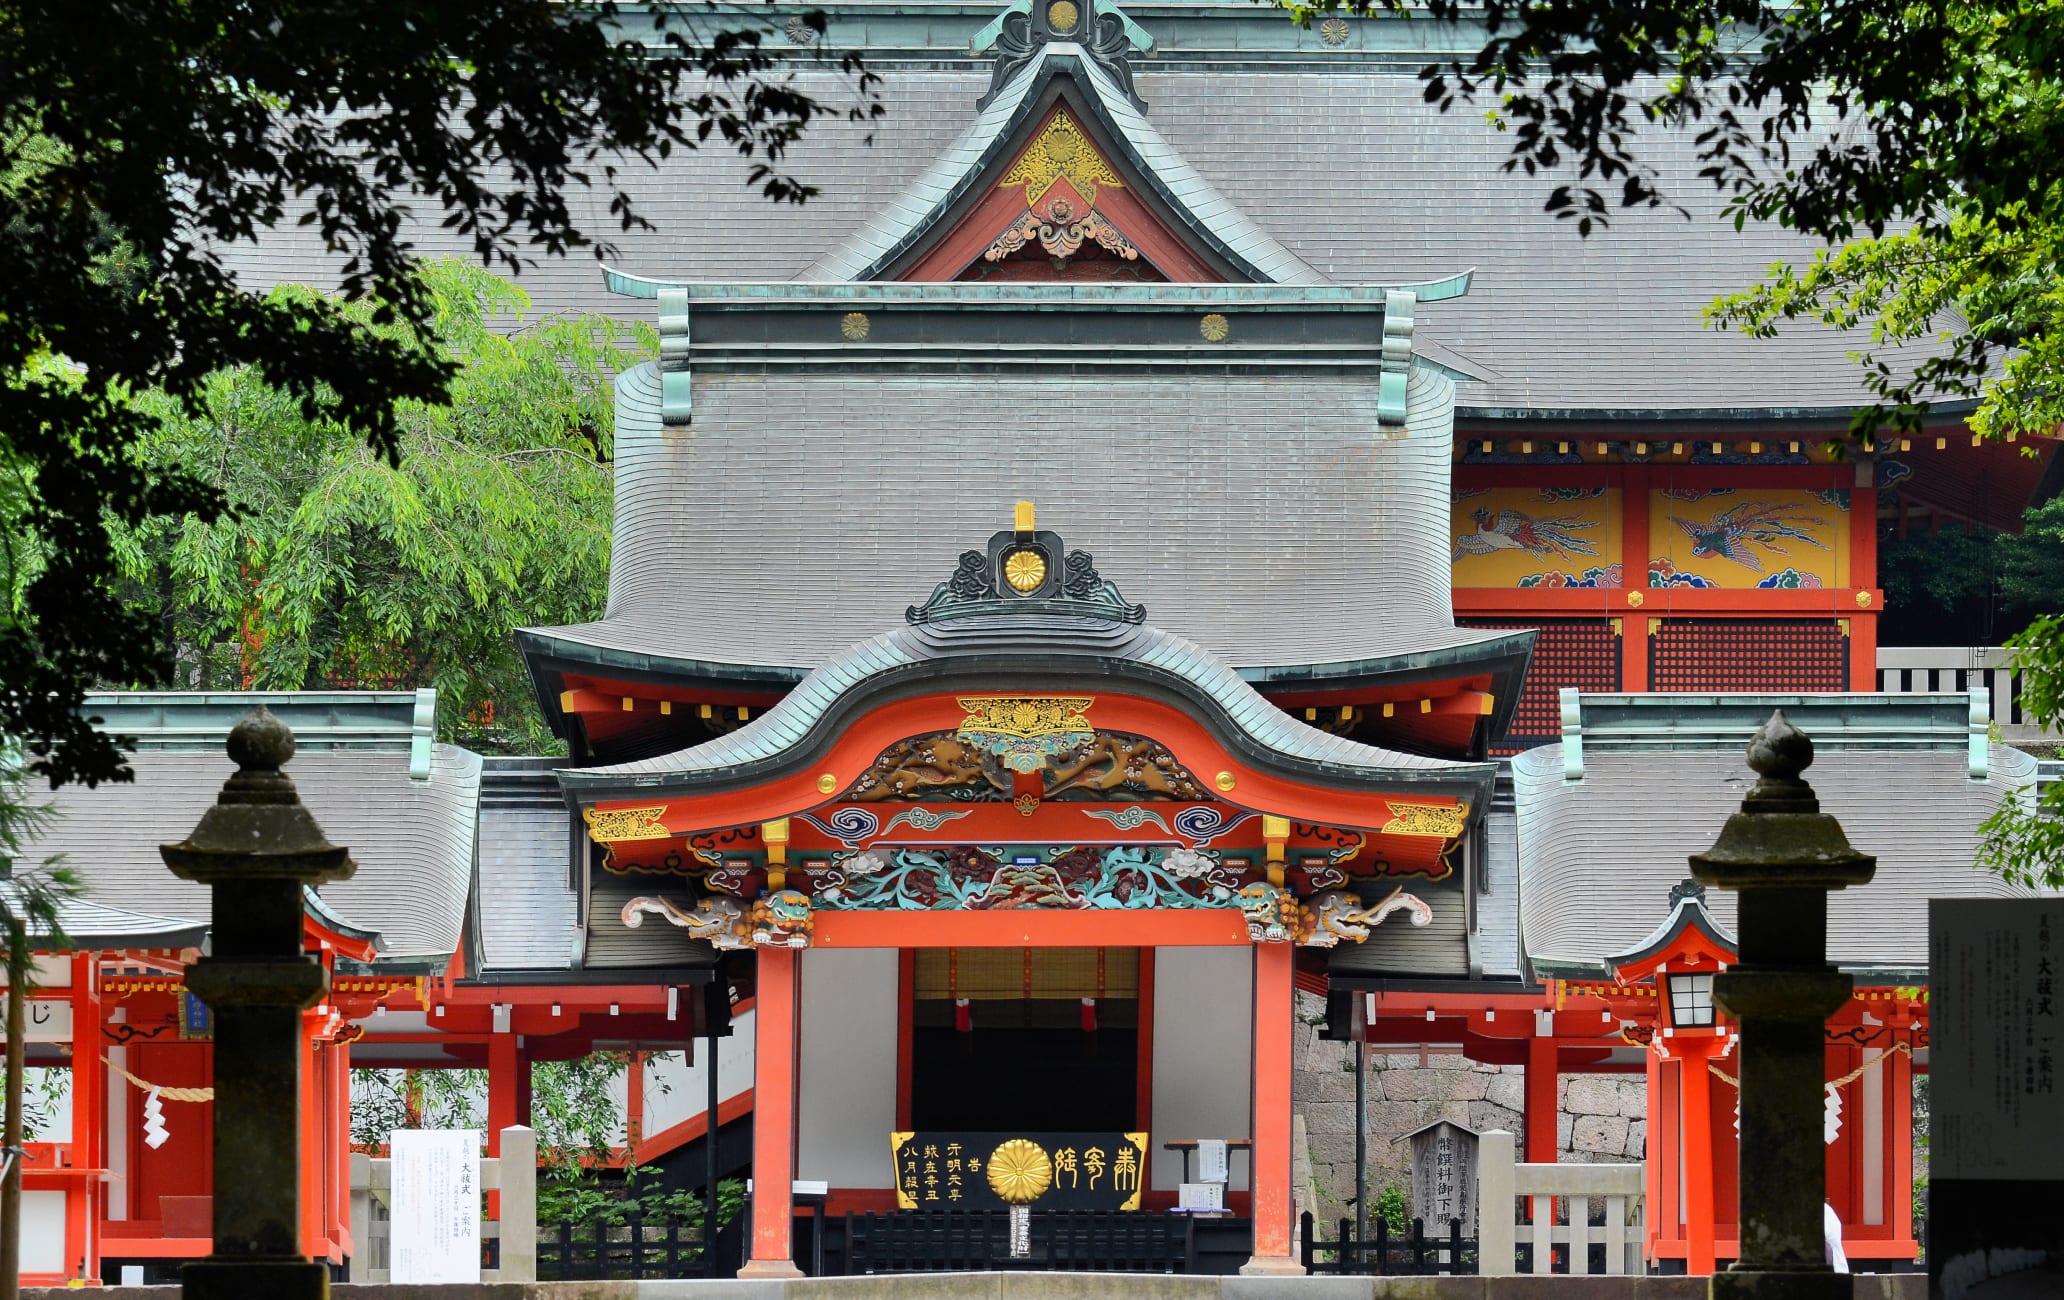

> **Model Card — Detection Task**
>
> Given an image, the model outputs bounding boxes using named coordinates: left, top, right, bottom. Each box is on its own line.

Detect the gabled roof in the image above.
left=802, top=45, right=1322, bottom=284
left=1602, top=880, right=1737, bottom=983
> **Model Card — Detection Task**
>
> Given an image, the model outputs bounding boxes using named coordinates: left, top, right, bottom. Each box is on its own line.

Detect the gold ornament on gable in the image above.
left=999, top=111, right=1125, bottom=208
left=582, top=804, right=671, bottom=842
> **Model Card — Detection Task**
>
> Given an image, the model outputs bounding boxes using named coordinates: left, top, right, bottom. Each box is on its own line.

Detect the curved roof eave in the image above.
left=558, top=617, right=1496, bottom=806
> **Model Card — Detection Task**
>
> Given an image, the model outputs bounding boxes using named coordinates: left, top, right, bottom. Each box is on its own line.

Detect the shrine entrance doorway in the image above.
left=908, top=946, right=1141, bottom=1133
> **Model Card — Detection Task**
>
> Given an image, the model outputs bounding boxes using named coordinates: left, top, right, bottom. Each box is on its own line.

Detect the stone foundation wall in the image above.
left=1291, top=993, right=1646, bottom=1226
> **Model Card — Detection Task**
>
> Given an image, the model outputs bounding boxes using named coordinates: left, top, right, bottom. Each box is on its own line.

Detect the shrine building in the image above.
left=11, top=0, right=2058, bottom=1284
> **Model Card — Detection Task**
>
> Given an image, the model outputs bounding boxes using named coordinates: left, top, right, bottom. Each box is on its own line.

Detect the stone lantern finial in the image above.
left=1689, top=709, right=1877, bottom=1300
left=161, top=706, right=346, bottom=1300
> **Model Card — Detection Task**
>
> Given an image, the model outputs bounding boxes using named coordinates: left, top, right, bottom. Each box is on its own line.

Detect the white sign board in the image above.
left=1195, top=1138, right=1229, bottom=1184
left=388, top=1129, right=481, bottom=1284
left=0, top=1000, right=71, bottom=1044
left=1176, top=1182, right=1224, bottom=1212
left=1930, top=899, right=2064, bottom=1180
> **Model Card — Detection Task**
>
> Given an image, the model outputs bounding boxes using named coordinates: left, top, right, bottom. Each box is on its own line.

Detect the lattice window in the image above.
left=1648, top=618, right=1849, bottom=692
left=1458, top=618, right=1621, bottom=756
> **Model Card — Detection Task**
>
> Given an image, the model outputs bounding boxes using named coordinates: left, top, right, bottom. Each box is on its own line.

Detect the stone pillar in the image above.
left=1690, top=711, right=1875, bottom=1300
left=162, top=706, right=354, bottom=1300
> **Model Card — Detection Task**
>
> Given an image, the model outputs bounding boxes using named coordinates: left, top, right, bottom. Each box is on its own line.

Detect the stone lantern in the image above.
left=161, top=706, right=354, bottom=1300
left=1689, top=710, right=1874, bottom=1300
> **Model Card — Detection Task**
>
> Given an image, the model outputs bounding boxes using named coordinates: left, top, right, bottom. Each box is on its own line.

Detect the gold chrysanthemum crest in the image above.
left=1200, top=313, right=1231, bottom=343
left=1004, top=548, right=1047, bottom=592
left=840, top=311, right=870, bottom=341
left=986, top=1138, right=1054, bottom=1204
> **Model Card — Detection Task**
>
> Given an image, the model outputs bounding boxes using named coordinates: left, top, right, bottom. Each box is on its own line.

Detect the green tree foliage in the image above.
left=2, top=0, right=875, bottom=788
left=107, top=261, right=638, bottom=752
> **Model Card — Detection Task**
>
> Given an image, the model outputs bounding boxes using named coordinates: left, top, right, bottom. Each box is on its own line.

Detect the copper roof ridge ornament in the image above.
left=972, top=0, right=1155, bottom=111
left=905, top=501, right=1146, bottom=625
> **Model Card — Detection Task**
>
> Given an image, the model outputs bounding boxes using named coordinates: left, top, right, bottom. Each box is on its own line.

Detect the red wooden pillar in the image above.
left=1621, top=466, right=1652, bottom=691
left=1643, top=1045, right=1664, bottom=1265
left=1656, top=1058, right=1684, bottom=1258
left=68, top=953, right=100, bottom=1281
left=1889, top=1028, right=1915, bottom=1254
left=1524, top=1035, right=1559, bottom=1164
left=331, top=1037, right=354, bottom=1260
left=740, top=945, right=804, bottom=1279
left=297, top=1011, right=324, bottom=1260
left=487, top=1031, right=526, bottom=1152
left=1240, top=942, right=1301, bottom=1275
left=1681, top=1040, right=1718, bottom=1275
left=1849, top=482, right=1880, bottom=689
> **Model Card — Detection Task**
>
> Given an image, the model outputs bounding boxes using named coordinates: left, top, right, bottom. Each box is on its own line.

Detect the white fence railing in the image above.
left=1477, top=1129, right=1645, bottom=1277
left=346, top=1125, right=536, bottom=1283
left=1877, top=647, right=2047, bottom=737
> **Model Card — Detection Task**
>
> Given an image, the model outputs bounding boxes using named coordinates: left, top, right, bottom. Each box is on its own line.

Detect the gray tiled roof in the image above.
left=0, top=883, right=206, bottom=950
left=29, top=746, right=482, bottom=963
left=475, top=761, right=582, bottom=972
left=1511, top=743, right=2037, bottom=977
left=1478, top=798, right=1521, bottom=979
left=530, top=358, right=1512, bottom=677
left=563, top=599, right=1494, bottom=800
left=209, top=64, right=1889, bottom=412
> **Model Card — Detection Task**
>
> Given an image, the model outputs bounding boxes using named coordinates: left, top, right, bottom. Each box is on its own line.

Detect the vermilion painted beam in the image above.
left=1453, top=587, right=1881, bottom=614
left=812, top=909, right=1250, bottom=949
left=1454, top=463, right=1846, bottom=491
left=635, top=1089, right=758, bottom=1165
left=591, top=691, right=1468, bottom=837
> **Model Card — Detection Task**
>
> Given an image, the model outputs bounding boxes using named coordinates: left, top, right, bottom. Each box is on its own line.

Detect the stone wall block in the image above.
left=1618, top=1083, right=1649, bottom=1118
left=1625, top=1118, right=1648, bottom=1159
left=1564, top=1075, right=1623, bottom=1117
left=1486, top=1074, right=1524, bottom=1111
left=1556, top=1112, right=1573, bottom=1151
left=1571, top=1114, right=1630, bottom=1154
left=1469, top=1101, right=1522, bottom=1136
left=1305, top=1101, right=1357, bottom=1136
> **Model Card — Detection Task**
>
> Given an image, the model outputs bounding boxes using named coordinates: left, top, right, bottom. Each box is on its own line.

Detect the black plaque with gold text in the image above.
left=891, top=1132, right=1148, bottom=1210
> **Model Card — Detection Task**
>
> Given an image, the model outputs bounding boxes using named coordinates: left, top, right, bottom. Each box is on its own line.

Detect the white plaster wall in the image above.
left=1151, top=947, right=1252, bottom=1191
left=644, top=1008, right=757, bottom=1139
left=797, top=949, right=899, bottom=1189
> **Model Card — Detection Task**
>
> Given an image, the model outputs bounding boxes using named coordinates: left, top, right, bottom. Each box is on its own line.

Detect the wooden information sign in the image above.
left=1400, top=1119, right=1478, bottom=1231
left=891, top=1132, right=1149, bottom=1211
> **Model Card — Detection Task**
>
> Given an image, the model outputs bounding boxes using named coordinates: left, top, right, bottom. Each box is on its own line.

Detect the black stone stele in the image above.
left=1689, top=710, right=1876, bottom=1300
left=161, top=705, right=356, bottom=1300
